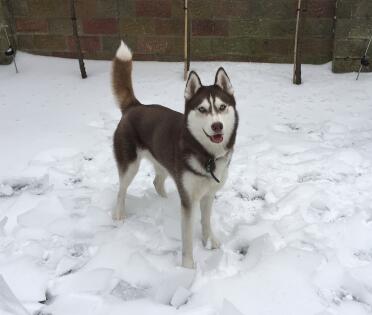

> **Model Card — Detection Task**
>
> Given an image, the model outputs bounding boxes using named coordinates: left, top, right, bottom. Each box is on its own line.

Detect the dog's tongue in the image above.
left=211, top=134, right=223, bottom=143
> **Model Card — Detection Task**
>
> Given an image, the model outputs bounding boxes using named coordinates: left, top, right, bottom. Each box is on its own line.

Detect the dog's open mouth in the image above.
left=203, top=130, right=224, bottom=143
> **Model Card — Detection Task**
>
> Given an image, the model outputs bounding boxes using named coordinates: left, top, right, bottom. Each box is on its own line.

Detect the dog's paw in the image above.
left=112, top=209, right=125, bottom=221
left=203, top=235, right=221, bottom=250
left=211, top=237, right=221, bottom=249
left=182, top=257, right=195, bottom=269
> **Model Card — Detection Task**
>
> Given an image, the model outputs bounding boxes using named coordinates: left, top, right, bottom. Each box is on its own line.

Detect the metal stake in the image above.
left=1, top=24, right=18, bottom=73
left=356, top=34, right=372, bottom=80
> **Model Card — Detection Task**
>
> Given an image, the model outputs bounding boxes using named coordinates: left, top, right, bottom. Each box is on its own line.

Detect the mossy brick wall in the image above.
left=333, top=0, right=372, bottom=73
left=0, top=0, right=14, bottom=65
left=189, top=0, right=336, bottom=64
left=7, top=0, right=336, bottom=64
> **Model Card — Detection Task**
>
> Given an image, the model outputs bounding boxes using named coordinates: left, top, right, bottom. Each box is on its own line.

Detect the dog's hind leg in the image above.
left=153, top=165, right=167, bottom=198
left=200, top=193, right=220, bottom=249
left=113, top=158, right=140, bottom=221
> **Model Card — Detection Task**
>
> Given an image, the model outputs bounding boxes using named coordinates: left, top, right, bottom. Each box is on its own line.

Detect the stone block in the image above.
left=11, top=0, right=29, bottom=17
left=33, top=34, right=67, bottom=50
left=136, top=35, right=182, bottom=56
left=303, top=18, right=335, bottom=38
left=75, top=0, right=97, bottom=18
left=95, top=0, right=118, bottom=18
left=118, top=0, right=135, bottom=17
left=82, top=18, right=119, bottom=35
left=336, top=0, right=352, bottom=19
left=334, top=38, right=371, bottom=57
left=155, top=18, right=184, bottom=35
left=67, top=35, right=101, bottom=52
left=28, top=0, right=69, bottom=18
left=17, top=34, right=35, bottom=49
left=135, top=0, right=172, bottom=18
left=48, top=18, right=73, bottom=35
left=120, top=17, right=156, bottom=35
left=15, top=18, right=48, bottom=33
left=192, top=19, right=229, bottom=36
left=306, top=0, right=336, bottom=18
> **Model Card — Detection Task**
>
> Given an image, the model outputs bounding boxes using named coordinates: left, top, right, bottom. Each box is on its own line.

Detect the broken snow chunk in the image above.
left=0, top=258, right=49, bottom=302
left=221, top=299, right=245, bottom=315
left=0, top=184, right=13, bottom=197
left=150, top=268, right=196, bottom=304
left=0, top=216, right=8, bottom=236
left=0, top=175, right=50, bottom=197
left=201, top=250, right=225, bottom=272
left=111, top=280, right=148, bottom=301
left=17, top=196, right=67, bottom=228
left=51, top=269, right=115, bottom=296
left=0, top=276, right=30, bottom=315
left=242, top=234, right=276, bottom=270
left=55, top=255, right=88, bottom=277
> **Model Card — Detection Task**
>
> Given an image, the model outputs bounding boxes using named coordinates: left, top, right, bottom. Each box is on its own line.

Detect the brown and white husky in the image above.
left=111, top=41, right=238, bottom=268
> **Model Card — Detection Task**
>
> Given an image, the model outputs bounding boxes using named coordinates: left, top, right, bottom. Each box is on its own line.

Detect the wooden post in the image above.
left=70, top=0, right=87, bottom=79
left=293, top=0, right=305, bottom=85
left=184, top=0, right=189, bottom=81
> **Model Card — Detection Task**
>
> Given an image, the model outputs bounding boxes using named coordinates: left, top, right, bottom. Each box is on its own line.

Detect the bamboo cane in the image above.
left=184, top=0, right=188, bottom=81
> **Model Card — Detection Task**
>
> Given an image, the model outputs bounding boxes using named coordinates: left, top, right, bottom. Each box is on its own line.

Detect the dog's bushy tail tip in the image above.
left=116, top=40, right=132, bottom=62
left=112, top=40, right=138, bottom=114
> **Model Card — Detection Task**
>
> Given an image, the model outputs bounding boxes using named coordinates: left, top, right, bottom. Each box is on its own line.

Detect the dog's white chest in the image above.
left=182, top=153, right=231, bottom=202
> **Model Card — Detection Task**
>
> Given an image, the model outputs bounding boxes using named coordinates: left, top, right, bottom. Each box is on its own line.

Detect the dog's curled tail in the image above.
left=112, top=40, right=139, bottom=114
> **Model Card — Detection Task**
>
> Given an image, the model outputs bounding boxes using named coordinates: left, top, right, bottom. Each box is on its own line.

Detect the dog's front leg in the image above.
left=200, top=194, right=220, bottom=249
left=181, top=206, right=194, bottom=268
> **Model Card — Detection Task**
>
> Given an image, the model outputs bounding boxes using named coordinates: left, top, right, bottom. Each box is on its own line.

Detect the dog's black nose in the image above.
left=211, top=122, right=223, bottom=133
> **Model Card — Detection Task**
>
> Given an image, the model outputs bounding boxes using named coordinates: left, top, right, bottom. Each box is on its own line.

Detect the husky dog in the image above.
left=112, top=41, right=238, bottom=268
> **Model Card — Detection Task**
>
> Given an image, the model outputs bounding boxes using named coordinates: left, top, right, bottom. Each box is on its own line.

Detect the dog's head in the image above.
left=184, top=67, right=238, bottom=156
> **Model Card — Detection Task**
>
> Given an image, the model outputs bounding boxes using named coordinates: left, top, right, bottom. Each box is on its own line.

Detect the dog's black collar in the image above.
left=205, top=158, right=220, bottom=183
left=185, top=156, right=224, bottom=183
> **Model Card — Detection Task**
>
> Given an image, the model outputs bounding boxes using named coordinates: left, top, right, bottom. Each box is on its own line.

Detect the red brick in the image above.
left=33, top=35, right=66, bottom=50
left=16, top=18, right=48, bottom=33
left=306, top=0, right=336, bottom=18
left=155, top=19, right=184, bottom=35
left=137, top=37, right=169, bottom=54
left=17, top=35, right=35, bottom=49
left=67, top=36, right=101, bottom=53
left=135, top=0, right=172, bottom=18
left=192, top=20, right=229, bottom=36
left=76, top=0, right=97, bottom=17
left=82, top=18, right=119, bottom=35
left=132, top=53, right=156, bottom=61
left=28, top=0, right=69, bottom=18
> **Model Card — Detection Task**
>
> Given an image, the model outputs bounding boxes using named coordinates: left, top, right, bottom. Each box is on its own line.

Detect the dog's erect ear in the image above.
left=185, top=71, right=202, bottom=101
left=214, top=67, right=234, bottom=95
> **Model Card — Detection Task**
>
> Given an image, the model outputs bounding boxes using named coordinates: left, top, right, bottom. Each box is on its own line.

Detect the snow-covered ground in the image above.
left=1, top=52, right=372, bottom=315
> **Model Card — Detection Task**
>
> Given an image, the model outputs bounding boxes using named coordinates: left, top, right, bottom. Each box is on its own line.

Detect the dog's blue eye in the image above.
left=198, top=107, right=207, bottom=113
left=219, top=104, right=226, bottom=111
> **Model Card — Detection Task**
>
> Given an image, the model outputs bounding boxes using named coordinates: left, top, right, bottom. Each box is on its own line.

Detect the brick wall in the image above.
left=333, top=0, right=372, bottom=73
left=5, top=0, right=336, bottom=64
left=0, top=0, right=13, bottom=65
left=190, top=0, right=336, bottom=64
